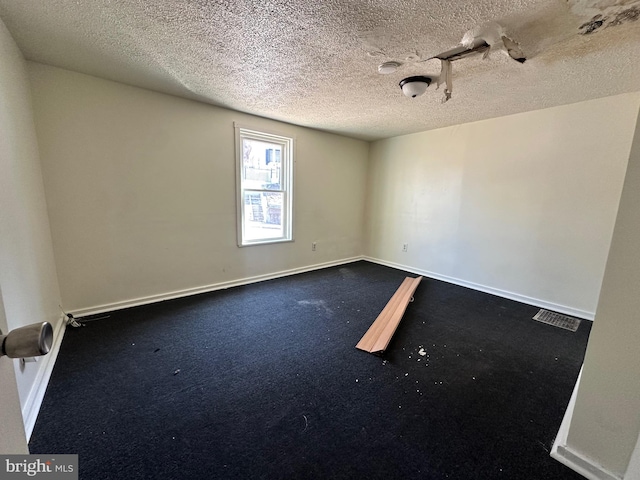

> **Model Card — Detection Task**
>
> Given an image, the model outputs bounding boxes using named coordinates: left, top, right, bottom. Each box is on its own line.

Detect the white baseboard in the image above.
left=553, top=446, right=621, bottom=480
left=551, top=367, right=622, bottom=480
left=363, top=256, right=595, bottom=320
left=71, top=256, right=365, bottom=317
left=22, top=315, right=66, bottom=441
left=551, top=367, right=582, bottom=457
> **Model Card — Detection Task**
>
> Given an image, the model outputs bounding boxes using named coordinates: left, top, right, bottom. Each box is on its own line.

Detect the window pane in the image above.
left=242, top=139, right=282, bottom=190
left=236, top=127, right=292, bottom=246
left=243, top=191, right=284, bottom=241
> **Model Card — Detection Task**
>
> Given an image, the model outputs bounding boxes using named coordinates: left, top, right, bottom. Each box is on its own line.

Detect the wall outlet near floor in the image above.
left=402, top=243, right=408, bottom=252
left=312, top=242, right=317, bottom=251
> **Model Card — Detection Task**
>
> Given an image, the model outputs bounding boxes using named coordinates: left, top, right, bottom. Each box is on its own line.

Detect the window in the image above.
left=235, top=125, right=293, bottom=246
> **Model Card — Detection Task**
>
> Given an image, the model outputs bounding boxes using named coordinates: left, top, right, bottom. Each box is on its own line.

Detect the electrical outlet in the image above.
left=312, top=242, right=317, bottom=251
left=402, top=243, right=408, bottom=252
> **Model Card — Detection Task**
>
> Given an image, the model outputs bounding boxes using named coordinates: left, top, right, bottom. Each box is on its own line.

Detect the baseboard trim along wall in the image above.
left=551, top=368, right=622, bottom=480
left=71, top=256, right=366, bottom=318
left=554, top=446, right=622, bottom=480
left=72, top=255, right=595, bottom=320
left=22, top=315, right=67, bottom=441
left=363, top=257, right=595, bottom=321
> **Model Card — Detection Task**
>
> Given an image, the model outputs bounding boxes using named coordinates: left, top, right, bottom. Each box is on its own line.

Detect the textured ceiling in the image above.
left=1, top=0, right=640, bottom=140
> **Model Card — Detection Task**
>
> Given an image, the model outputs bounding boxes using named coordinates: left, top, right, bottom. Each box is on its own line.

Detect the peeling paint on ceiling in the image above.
left=0, top=0, right=639, bottom=140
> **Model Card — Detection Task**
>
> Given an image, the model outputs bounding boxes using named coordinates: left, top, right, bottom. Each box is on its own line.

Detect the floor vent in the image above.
left=533, top=309, right=581, bottom=332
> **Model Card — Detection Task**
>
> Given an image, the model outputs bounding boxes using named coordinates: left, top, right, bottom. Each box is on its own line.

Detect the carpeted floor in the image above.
left=30, top=261, right=590, bottom=479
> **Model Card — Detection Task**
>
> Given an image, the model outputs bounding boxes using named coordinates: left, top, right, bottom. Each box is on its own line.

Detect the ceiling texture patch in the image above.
left=0, top=0, right=639, bottom=140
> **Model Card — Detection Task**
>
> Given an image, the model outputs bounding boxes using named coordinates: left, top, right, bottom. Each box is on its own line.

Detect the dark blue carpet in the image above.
left=30, top=261, right=589, bottom=479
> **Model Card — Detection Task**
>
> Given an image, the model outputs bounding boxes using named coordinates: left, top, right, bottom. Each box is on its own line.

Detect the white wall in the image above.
left=0, top=287, right=28, bottom=454
left=28, top=63, right=369, bottom=313
left=365, top=93, right=640, bottom=318
left=0, top=18, right=62, bottom=442
left=625, top=434, right=640, bottom=480
left=563, top=106, right=640, bottom=478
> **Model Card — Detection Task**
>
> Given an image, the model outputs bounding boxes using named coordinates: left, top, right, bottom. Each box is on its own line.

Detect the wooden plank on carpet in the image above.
left=355, top=277, right=413, bottom=352
left=356, top=276, right=422, bottom=354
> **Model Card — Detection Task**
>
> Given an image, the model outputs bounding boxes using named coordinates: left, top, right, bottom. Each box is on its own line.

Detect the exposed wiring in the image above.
left=59, top=305, right=84, bottom=328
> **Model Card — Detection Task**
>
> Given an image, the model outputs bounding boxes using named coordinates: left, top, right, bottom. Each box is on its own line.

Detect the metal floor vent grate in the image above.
left=533, top=309, right=581, bottom=332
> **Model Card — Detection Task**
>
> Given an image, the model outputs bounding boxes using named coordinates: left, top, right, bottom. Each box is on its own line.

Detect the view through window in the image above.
left=235, top=127, right=293, bottom=246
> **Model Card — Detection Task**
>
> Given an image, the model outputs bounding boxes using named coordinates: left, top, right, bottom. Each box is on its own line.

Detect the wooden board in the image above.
left=356, top=276, right=422, bottom=354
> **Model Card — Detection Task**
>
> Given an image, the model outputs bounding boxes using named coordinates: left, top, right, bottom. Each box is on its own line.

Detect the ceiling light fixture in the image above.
left=399, top=76, right=432, bottom=98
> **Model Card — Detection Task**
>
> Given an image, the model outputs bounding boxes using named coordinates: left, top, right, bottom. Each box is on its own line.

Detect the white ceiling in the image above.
left=1, top=0, right=640, bottom=140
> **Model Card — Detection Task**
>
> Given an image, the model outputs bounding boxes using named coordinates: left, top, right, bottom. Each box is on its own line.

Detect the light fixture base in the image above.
left=378, top=61, right=401, bottom=74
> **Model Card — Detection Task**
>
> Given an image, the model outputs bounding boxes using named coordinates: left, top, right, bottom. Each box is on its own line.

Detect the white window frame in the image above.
left=235, top=124, right=294, bottom=247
